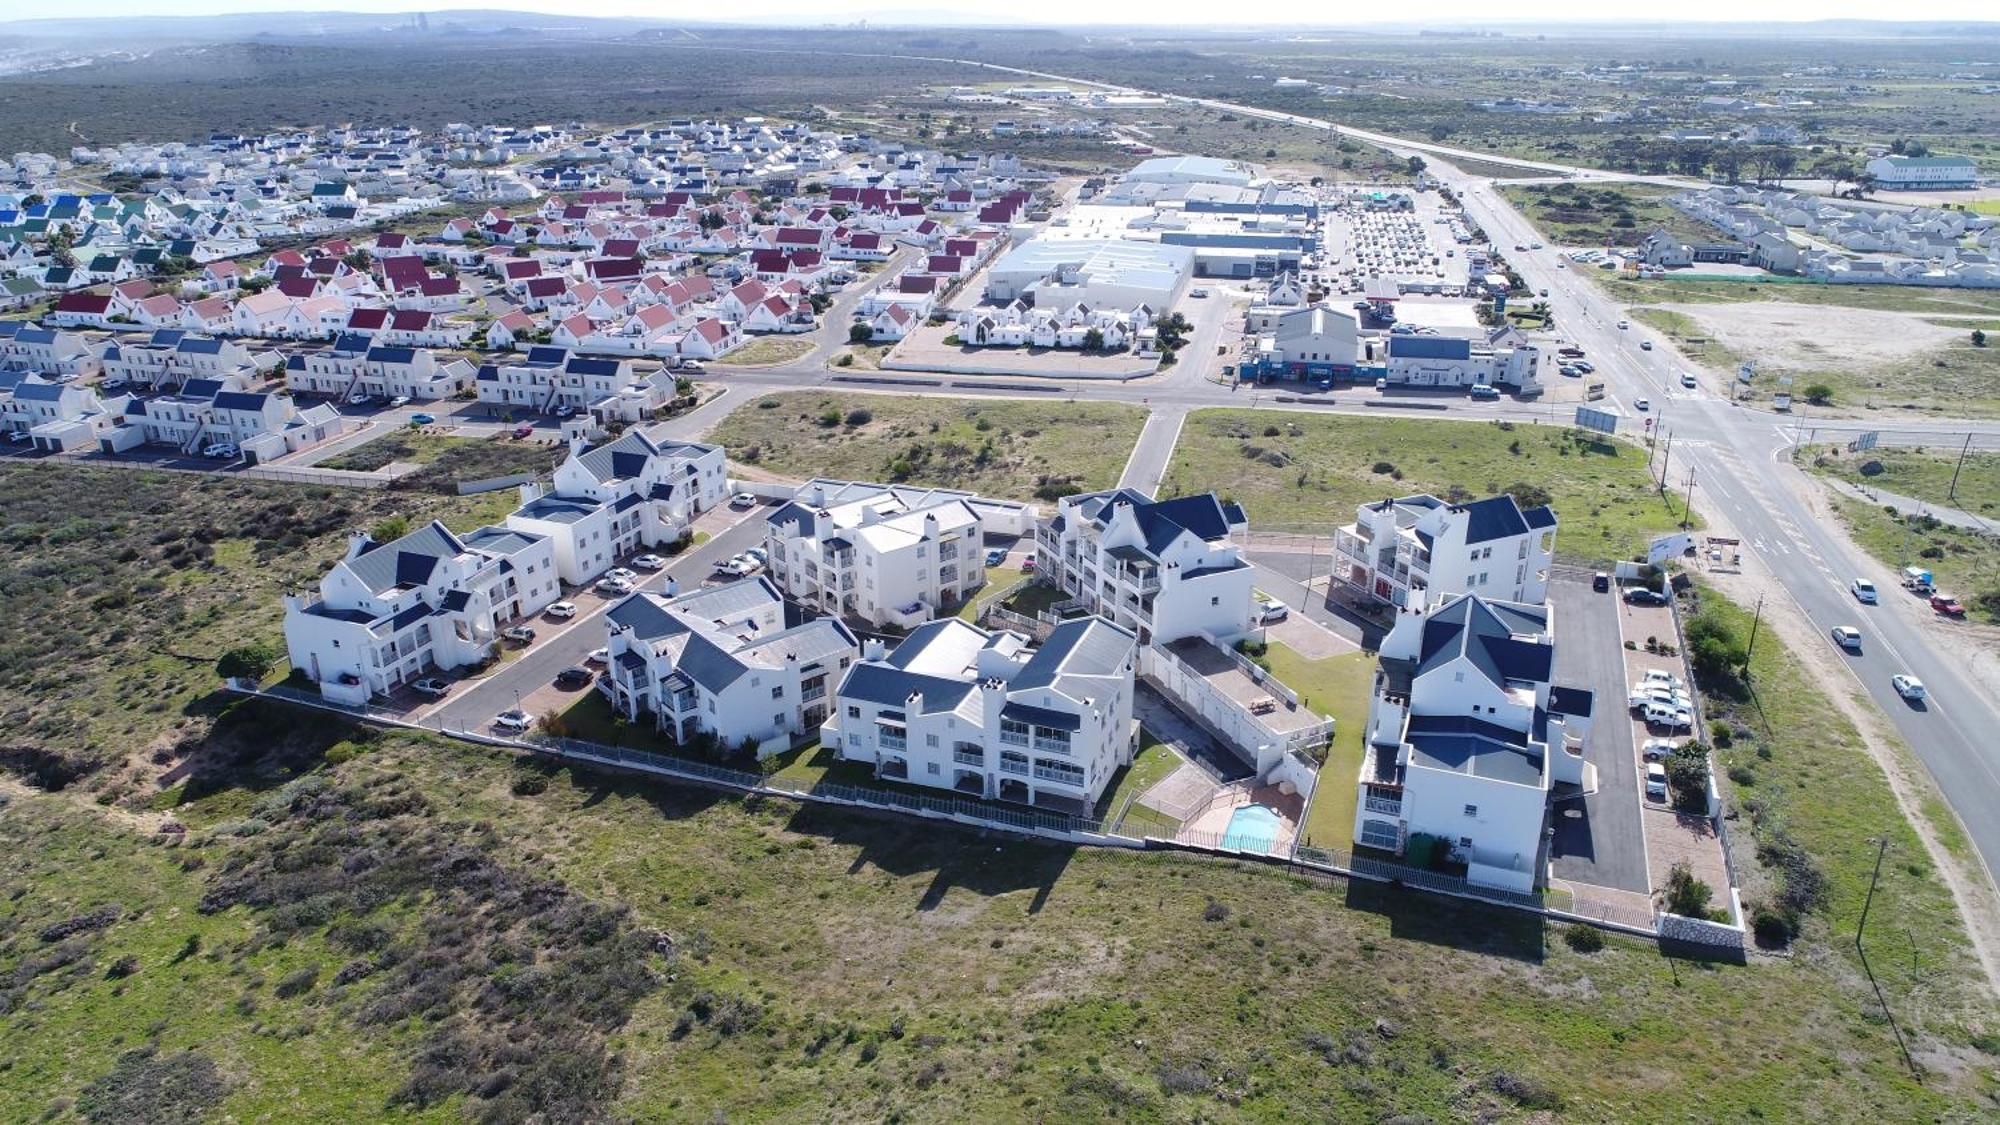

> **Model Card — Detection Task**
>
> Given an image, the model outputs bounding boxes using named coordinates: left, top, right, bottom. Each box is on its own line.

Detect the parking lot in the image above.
left=1546, top=572, right=1650, bottom=894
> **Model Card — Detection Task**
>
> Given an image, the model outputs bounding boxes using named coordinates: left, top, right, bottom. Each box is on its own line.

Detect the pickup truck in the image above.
left=1556, top=346, right=1586, bottom=358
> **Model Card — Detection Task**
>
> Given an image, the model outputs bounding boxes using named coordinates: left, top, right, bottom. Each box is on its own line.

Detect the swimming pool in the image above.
left=1221, top=805, right=1282, bottom=853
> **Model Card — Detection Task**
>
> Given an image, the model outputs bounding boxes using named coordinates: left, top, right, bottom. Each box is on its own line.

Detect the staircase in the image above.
left=339, top=366, right=364, bottom=404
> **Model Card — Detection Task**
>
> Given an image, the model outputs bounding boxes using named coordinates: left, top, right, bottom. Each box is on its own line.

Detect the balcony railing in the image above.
left=1032, top=736, right=1071, bottom=756
left=877, top=731, right=907, bottom=751
left=1033, top=764, right=1085, bottom=787
left=1364, top=794, right=1403, bottom=816
left=801, top=684, right=826, bottom=702
left=998, top=757, right=1029, bottom=776
left=953, top=748, right=985, bottom=767
left=999, top=730, right=1030, bottom=748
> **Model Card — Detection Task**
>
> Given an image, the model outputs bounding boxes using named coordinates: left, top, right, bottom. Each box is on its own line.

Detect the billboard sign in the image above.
left=1574, top=406, right=1618, bottom=435
left=1648, top=532, right=1695, bottom=565
left=1849, top=431, right=1879, bottom=453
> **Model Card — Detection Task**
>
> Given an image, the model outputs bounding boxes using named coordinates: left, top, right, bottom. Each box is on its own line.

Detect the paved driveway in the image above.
left=423, top=504, right=769, bottom=733
left=1546, top=574, right=1650, bottom=894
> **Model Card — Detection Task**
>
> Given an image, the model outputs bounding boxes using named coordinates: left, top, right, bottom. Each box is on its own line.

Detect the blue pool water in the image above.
left=1221, top=805, right=1282, bottom=853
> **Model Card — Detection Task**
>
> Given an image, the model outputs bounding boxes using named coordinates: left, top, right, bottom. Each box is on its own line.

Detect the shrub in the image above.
left=1503, top=481, right=1553, bottom=509
left=848, top=323, right=874, bottom=344
left=817, top=408, right=841, bottom=427
left=78, top=1047, right=228, bottom=1125
left=1751, top=903, right=1797, bottom=947
left=274, top=966, right=319, bottom=998
left=1562, top=923, right=1604, bottom=953
left=1709, top=719, right=1732, bottom=748
left=1201, top=898, right=1230, bottom=923
left=215, top=642, right=280, bottom=683
left=1803, top=383, right=1834, bottom=406
left=1663, top=860, right=1714, bottom=918
left=758, top=397, right=780, bottom=409
left=105, top=955, right=140, bottom=980
left=844, top=408, right=872, bottom=426
left=1489, top=1070, right=1562, bottom=1111
left=510, top=773, right=548, bottom=797
left=1371, top=461, right=1396, bottom=474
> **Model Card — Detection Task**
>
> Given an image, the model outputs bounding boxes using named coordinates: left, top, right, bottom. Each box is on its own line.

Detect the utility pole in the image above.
left=1948, top=432, right=1973, bottom=504
left=1681, top=467, right=1697, bottom=530
left=1658, top=430, right=1674, bottom=493
left=1745, top=593, right=1764, bottom=667
left=1856, top=837, right=1920, bottom=1080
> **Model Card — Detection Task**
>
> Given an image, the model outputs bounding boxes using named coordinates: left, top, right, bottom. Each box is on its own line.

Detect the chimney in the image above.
left=345, top=529, right=374, bottom=558
left=518, top=481, right=544, bottom=506
left=863, top=637, right=887, bottom=662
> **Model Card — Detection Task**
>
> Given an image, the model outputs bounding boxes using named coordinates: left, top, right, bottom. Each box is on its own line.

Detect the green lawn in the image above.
left=9, top=723, right=1995, bottom=1121
left=1093, top=732, right=1188, bottom=837
left=710, top=393, right=1147, bottom=502
left=1240, top=645, right=1375, bottom=851
left=712, top=336, right=816, bottom=366
left=956, top=565, right=1024, bottom=621
left=1800, top=444, right=2000, bottom=517
left=1162, top=410, right=1692, bottom=562
left=1824, top=495, right=2000, bottom=624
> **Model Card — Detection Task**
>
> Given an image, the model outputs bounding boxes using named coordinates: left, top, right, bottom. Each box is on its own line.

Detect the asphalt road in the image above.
left=1547, top=575, right=1649, bottom=894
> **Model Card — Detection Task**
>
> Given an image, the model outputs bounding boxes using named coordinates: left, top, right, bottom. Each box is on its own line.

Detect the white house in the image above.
left=1, top=375, right=129, bottom=451
left=820, top=614, right=1140, bottom=813
left=1036, top=488, right=1255, bottom=646
left=1332, top=493, right=1557, bottom=608
left=281, top=521, right=561, bottom=706
left=1355, top=590, right=1593, bottom=894
left=1864, top=155, right=1977, bottom=190
left=764, top=479, right=1013, bottom=628
left=599, top=577, right=859, bottom=753
left=504, top=429, right=727, bottom=585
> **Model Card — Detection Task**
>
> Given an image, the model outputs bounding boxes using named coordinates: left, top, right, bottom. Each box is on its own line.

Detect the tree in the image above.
left=1405, top=155, right=1427, bottom=178
left=1427, top=123, right=1453, bottom=143
left=216, top=642, right=279, bottom=683
left=848, top=322, right=874, bottom=344
left=1081, top=327, right=1104, bottom=352
left=371, top=515, right=409, bottom=542
left=1673, top=143, right=1712, bottom=178
left=1664, top=860, right=1714, bottom=918
left=1666, top=742, right=1711, bottom=810
left=1974, top=329, right=1988, bottom=348
left=1802, top=383, right=1834, bottom=406
left=1709, top=148, right=1744, bottom=183
left=1851, top=171, right=1878, bottom=198
left=1769, top=148, right=1799, bottom=182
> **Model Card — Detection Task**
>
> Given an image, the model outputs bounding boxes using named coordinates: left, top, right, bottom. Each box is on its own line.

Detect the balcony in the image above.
left=998, top=755, right=1029, bottom=777
left=952, top=747, right=985, bottom=767
left=801, top=683, right=826, bottom=703
left=1363, top=793, right=1403, bottom=817
left=877, top=729, right=907, bottom=752
left=1032, top=736, right=1072, bottom=756
left=1032, top=763, right=1085, bottom=787
left=999, top=729, right=1030, bottom=748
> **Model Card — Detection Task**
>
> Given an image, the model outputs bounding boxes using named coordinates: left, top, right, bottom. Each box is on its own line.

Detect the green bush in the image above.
left=1562, top=923, right=1605, bottom=953
left=1664, top=860, right=1714, bottom=918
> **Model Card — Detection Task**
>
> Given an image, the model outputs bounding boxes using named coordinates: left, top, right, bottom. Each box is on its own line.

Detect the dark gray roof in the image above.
left=1000, top=701, right=1080, bottom=732
left=346, top=520, right=465, bottom=594
left=1416, top=594, right=1552, bottom=689
left=1452, top=495, right=1542, bottom=545
left=605, top=591, right=685, bottom=641
left=1012, top=617, right=1134, bottom=694
left=1406, top=718, right=1543, bottom=786
left=575, top=428, right=660, bottom=482
left=1549, top=685, right=1593, bottom=718
left=838, top=660, right=975, bottom=714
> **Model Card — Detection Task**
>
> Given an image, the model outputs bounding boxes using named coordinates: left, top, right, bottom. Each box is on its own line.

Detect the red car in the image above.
left=511, top=424, right=534, bottom=439
left=1021, top=556, right=1037, bottom=573
left=1930, top=593, right=1966, bottom=617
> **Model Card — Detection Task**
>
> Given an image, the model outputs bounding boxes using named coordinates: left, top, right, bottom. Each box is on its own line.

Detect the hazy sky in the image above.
left=9, top=1, right=1997, bottom=24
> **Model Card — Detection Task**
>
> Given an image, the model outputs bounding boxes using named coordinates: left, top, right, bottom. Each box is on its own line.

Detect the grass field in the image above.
left=1161, top=411, right=1691, bottom=561
left=7, top=715, right=1996, bottom=1121
left=1821, top=495, right=2000, bottom=624
left=1687, top=586, right=1995, bottom=1039
left=318, top=428, right=563, bottom=483
left=1628, top=306, right=1748, bottom=371
left=709, top=393, right=1147, bottom=502
left=1598, top=276, right=2000, bottom=318
left=1801, top=444, right=2000, bottom=517
left=1242, top=645, right=1376, bottom=852
left=0, top=462, right=518, bottom=786
left=712, top=336, right=816, bottom=366
left=1501, top=183, right=1716, bottom=248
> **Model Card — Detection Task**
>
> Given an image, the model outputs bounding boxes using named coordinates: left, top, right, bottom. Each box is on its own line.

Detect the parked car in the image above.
left=1021, top=556, right=1037, bottom=573
left=730, top=491, right=757, bottom=509
left=1645, top=762, right=1669, bottom=802
left=1572, top=361, right=1593, bottom=374
left=1637, top=669, right=1685, bottom=690
left=1592, top=572, right=1611, bottom=592
left=546, top=601, right=578, bottom=619
left=1468, top=384, right=1500, bottom=401
left=632, top=554, right=667, bottom=570
left=511, top=424, right=535, bottom=439
left=1623, top=587, right=1669, bottom=606
left=1641, top=739, right=1678, bottom=762
left=1258, top=599, right=1290, bottom=625
left=553, top=404, right=577, bottom=418
left=410, top=677, right=449, bottom=699
left=1930, top=593, right=1965, bottom=617
left=743, top=547, right=768, bottom=567
left=501, top=625, right=535, bottom=643
left=389, top=395, right=410, bottom=408
left=985, top=547, right=1008, bottom=566
left=1831, top=625, right=1863, bottom=650
left=1618, top=319, right=1630, bottom=330
left=596, top=576, right=634, bottom=595
left=7, top=430, right=31, bottom=444
left=1642, top=701, right=1693, bottom=729
left=713, top=557, right=752, bottom=577
left=554, top=667, right=592, bottom=690
left=1850, top=578, right=1878, bottom=604
left=201, top=443, right=238, bottom=459
left=678, top=360, right=705, bottom=374
left=587, top=647, right=609, bottom=665
left=605, top=567, right=637, bottom=584
left=1558, top=364, right=1579, bottom=378
left=409, top=412, right=437, bottom=426
left=493, top=709, right=533, bottom=733
left=1634, top=398, right=1651, bottom=411
left=1892, top=674, right=1927, bottom=701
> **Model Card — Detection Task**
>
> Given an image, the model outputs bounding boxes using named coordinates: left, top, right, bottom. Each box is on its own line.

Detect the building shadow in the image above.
left=1340, top=877, right=1547, bottom=964
left=782, top=800, right=1074, bottom=915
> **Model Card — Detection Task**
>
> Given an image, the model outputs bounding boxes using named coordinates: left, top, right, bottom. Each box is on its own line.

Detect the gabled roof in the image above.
left=1416, top=594, right=1552, bottom=689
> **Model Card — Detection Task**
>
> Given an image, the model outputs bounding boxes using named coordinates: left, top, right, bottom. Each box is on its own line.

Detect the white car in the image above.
left=1831, top=626, right=1862, bottom=650
left=587, top=647, right=609, bottom=665
left=1892, top=674, right=1927, bottom=701
left=632, top=554, right=667, bottom=570
left=713, top=557, right=752, bottom=577
left=389, top=395, right=410, bottom=408
left=1637, top=669, right=1683, bottom=689
left=546, top=601, right=579, bottom=619
left=1641, top=700, right=1693, bottom=729
left=1257, top=599, right=1289, bottom=625
left=201, top=443, right=239, bottom=459
left=1645, top=762, right=1669, bottom=802
left=730, top=491, right=757, bottom=509
left=1618, top=319, right=1630, bottom=330
left=1641, top=738, right=1679, bottom=762
left=1639, top=340, right=1653, bottom=350
left=1634, top=398, right=1651, bottom=411
left=1680, top=372, right=1698, bottom=389
left=1850, top=579, right=1879, bottom=605
left=597, top=576, right=634, bottom=595
left=605, top=567, right=637, bottom=583
left=493, top=709, right=533, bottom=733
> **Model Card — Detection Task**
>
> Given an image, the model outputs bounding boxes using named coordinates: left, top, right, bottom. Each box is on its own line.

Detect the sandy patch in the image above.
left=1657, top=301, right=1962, bottom=372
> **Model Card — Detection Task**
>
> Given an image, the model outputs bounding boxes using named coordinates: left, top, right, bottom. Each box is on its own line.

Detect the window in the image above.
left=1463, top=804, right=1478, bottom=817
left=847, top=705, right=860, bottom=718
left=925, top=733, right=939, bottom=747
left=1211, top=596, right=1219, bottom=606
left=1458, top=836, right=1473, bottom=849
left=774, top=713, right=785, bottom=728
left=926, top=762, right=940, bottom=776
left=771, top=686, right=784, bottom=699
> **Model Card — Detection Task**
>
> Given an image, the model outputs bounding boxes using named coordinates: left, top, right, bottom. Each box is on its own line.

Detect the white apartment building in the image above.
left=101, top=330, right=261, bottom=391
left=821, top=615, right=1139, bottom=813
left=1036, top=488, right=1255, bottom=646
left=285, top=341, right=476, bottom=401
left=504, top=429, right=726, bottom=585
left=1355, top=590, right=1593, bottom=894
left=0, top=374, right=129, bottom=451
left=764, top=479, right=1005, bottom=628
left=0, top=322, right=101, bottom=380
left=1332, top=493, right=1556, bottom=609
left=281, top=521, right=561, bottom=706
left=474, top=346, right=672, bottom=422
left=599, top=577, right=860, bottom=753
